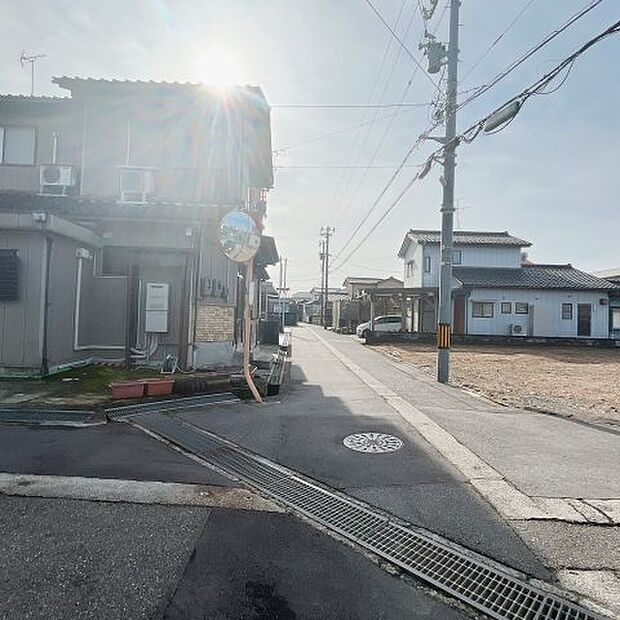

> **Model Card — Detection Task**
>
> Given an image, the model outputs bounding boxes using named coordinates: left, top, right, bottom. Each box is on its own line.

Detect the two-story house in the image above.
left=398, top=229, right=619, bottom=339
left=0, top=78, right=277, bottom=377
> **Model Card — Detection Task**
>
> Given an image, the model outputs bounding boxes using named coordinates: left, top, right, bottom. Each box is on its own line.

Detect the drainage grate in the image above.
left=132, top=413, right=604, bottom=620
left=0, top=409, right=96, bottom=424
left=105, top=392, right=239, bottom=419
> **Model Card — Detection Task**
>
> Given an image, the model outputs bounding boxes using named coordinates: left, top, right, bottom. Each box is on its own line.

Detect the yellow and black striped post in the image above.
left=437, top=323, right=451, bottom=349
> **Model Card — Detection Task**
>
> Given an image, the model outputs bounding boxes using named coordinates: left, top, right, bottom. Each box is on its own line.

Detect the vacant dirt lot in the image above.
left=373, top=342, right=620, bottom=426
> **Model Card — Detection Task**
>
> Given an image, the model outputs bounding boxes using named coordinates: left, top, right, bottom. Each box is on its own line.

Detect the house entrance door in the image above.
left=453, top=296, right=466, bottom=335
left=577, top=304, right=591, bottom=337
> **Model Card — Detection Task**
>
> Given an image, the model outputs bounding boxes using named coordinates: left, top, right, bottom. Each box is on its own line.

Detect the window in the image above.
left=515, top=302, right=529, bottom=314
left=453, top=249, right=462, bottom=265
left=1, top=126, right=36, bottom=165
left=612, top=308, right=620, bottom=330
left=501, top=302, right=512, bottom=314
left=561, top=303, right=573, bottom=320
left=100, top=247, right=132, bottom=276
left=0, top=250, right=20, bottom=301
left=424, top=256, right=431, bottom=273
left=472, top=302, right=494, bottom=318
left=406, top=261, right=414, bottom=277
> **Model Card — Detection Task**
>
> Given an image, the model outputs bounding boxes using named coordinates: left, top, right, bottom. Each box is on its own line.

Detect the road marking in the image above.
left=311, top=328, right=619, bottom=524
left=0, top=473, right=282, bottom=512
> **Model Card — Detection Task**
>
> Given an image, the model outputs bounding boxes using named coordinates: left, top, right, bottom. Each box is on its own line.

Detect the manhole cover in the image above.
left=342, top=433, right=403, bottom=453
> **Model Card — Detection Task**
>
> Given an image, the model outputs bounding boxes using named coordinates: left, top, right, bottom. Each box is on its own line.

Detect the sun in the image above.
left=197, top=48, right=244, bottom=88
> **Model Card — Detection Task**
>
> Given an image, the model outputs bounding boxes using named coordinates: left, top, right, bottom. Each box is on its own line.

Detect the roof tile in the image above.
left=453, top=265, right=619, bottom=291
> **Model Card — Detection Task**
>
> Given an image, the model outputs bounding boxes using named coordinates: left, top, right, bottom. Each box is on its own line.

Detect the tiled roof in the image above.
left=594, top=267, right=620, bottom=281
left=453, top=265, right=620, bottom=291
left=343, top=277, right=382, bottom=285
left=398, top=229, right=530, bottom=256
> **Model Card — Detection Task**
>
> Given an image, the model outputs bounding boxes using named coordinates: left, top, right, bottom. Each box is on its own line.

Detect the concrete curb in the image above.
left=0, top=473, right=282, bottom=512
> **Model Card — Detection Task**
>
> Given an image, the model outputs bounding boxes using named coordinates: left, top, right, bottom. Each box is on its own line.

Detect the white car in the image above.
left=356, top=315, right=403, bottom=339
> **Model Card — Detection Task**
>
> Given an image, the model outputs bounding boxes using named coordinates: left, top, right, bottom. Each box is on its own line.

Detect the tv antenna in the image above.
left=20, top=51, right=47, bottom=96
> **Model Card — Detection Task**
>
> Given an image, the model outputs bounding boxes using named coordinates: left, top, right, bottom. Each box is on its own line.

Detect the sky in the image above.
left=2, top=0, right=619, bottom=292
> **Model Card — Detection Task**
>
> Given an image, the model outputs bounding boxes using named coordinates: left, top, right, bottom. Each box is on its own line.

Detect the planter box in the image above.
left=109, top=381, right=145, bottom=399
left=142, top=378, right=175, bottom=396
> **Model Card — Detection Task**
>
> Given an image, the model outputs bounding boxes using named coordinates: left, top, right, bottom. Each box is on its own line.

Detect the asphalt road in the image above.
left=0, top=496, right=469, bottom=620
left=0, top=421, right=233, bottom=486
left=163, top=508, right=469, bottom=620
left=175, top=326, right=548, bottom=579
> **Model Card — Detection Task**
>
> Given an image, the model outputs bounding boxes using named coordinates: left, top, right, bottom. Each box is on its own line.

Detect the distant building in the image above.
left=343, top=276, right=403, bottom=299
left=393, top=229, right=619, bottom=339
left=594, top=268, right=620, bottom=339
left=0, top=78, right=276, bottom=376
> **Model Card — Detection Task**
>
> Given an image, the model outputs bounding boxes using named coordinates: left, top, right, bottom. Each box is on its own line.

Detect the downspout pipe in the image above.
left=40, top=236, right=52, bottom=376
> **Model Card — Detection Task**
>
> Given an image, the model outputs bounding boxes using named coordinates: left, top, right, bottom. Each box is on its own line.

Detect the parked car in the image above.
left=356, top=315, right=403, bottom=339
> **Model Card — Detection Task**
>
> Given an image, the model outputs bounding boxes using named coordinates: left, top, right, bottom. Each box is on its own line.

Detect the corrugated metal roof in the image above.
left=51, top=76, right=268, bottom=102
left=398, top=229, right=530, bottom=256
left=0, top=94, right=69, bottom=103
left=453, top=265, right=620, bottom=291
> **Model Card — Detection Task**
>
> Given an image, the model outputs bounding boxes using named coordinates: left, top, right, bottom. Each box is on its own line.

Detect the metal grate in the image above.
left=0, top=409, right=96, bottom=424
left=106, top=392, right=239, bottom=419
left=132, top=413, right=604, bottom=620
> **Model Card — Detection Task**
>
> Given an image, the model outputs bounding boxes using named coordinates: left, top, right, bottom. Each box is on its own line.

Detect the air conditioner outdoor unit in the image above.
left=119, top=166, right=155, bottom=204
left=39, top=164, right=76, bottom=196
left=510, top=323, right=527, bottom=336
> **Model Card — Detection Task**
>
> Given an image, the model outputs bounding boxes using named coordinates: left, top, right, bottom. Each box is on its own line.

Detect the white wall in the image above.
left=422, top=245, right=521, bottom=287
left=467, top=288, right=610, bottom=338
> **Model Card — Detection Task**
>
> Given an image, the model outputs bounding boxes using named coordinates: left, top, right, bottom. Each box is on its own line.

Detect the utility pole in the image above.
left=279, top=257, right=285, bottom=331
left=320, top=226, right=334, bottom=329
left=282, top=257, right=288, bottom=327
left=436, top=0, right=460, bottom=383
left=319, top=239, right=326, bottom=327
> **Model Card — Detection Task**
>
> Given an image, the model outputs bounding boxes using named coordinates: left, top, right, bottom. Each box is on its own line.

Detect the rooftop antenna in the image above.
left=20, top=50, right=47, bottom=96
left=454, top=198, right=471, bottom=230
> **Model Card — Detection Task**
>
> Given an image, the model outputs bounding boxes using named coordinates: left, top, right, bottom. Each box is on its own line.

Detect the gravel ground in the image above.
left=373, top=343, right=620, bottom=426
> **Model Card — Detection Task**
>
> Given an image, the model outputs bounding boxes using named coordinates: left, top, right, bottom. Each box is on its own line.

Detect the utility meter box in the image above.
left=145, top=282, right=169, bottom=333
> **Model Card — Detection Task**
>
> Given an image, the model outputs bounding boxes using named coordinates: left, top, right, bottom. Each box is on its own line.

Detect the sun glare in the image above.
left=197, top=48, right=243, bottom=88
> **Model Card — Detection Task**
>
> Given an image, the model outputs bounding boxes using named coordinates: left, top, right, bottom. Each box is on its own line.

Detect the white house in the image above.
left=397, top=229, right=619, bottom=339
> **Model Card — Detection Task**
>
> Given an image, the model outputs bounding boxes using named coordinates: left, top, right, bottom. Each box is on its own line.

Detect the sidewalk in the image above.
left=309, top=326, right=620, bottom=613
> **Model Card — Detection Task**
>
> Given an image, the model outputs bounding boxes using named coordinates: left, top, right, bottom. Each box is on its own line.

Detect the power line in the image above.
left=272, top=108, right=421, bottom=154
left=460, top=0, right=538, bottom=85
left=332, top=18, right=620, bottom=271
left=328, top=0, right=411, bottom=210
left=333, top=0, right=607, bottom=262
left=275, top=164, right=419, bottom=170
left=458, top=0, right=604, bottom=113
left=334, top=2, right=423, bottom=228
left=331, top=129, right=431, bottom=266
left=333, top=2, right=450, bottom=259
left=365, top=0, right=439, bottom=88
left=271, top=102, right=431, bottom=109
